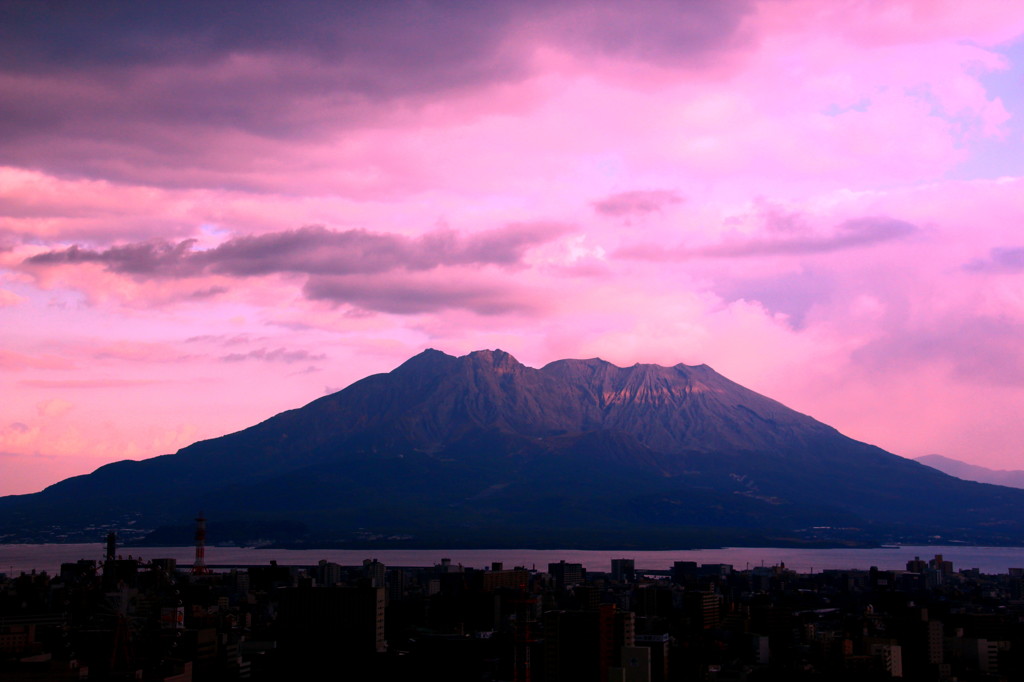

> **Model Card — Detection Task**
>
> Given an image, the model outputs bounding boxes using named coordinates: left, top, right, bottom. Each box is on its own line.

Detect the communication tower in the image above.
left=192, top=512, right=208, bottom=575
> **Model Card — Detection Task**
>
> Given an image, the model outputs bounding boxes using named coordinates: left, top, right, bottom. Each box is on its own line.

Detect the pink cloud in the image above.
left=0, top=349, right=74, bottom=371
left=0, top=288, right=24, bottom=306
left=36, top=398, right=73, bottom=418
left=2, top=1, right=1024, bottom=496
left=19, top=379, right=161, bottom=389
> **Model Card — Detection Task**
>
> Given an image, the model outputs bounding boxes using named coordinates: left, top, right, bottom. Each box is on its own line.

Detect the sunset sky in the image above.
left=2, top=0, right=1024, bottom=496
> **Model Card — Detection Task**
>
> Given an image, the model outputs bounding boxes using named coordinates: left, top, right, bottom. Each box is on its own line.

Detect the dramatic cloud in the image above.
left=0, top=1, right=754, bottom=191
left=25, top=224, right=567, bottom=279
left=3, top=1, right=1024, bottom=494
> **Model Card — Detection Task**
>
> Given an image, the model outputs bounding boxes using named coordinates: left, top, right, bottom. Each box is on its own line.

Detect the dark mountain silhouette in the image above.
left=3, top=349, right=1024, bottom=548
left=916, top=454, right=1024, bottom=490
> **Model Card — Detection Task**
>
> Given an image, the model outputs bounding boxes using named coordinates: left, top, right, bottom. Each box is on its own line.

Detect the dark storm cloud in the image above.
left=0, top=1, right=751, bottom=77
left=24, top=223, right=566, bottom=278
left=0, top=1, right=754, bottom=185
left=0, top=1, right=751, bottom=124
left=592, top=190, right=684, bottom=217
left=619, top=217, right=918, bottom=261
left=0, top=1, right=525, bottom=182
left=0, top=1, right=521, bottom=89
left=542, top=1, right=753, bottom=66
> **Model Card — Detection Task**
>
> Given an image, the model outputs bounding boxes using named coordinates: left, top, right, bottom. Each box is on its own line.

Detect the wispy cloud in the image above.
left=18, top=379, right=161, bottom=389
left=964, top=246, right=1024, bottom=272
left=592, top=190, right=684, bottom=217
left=304, top=273, right=542, bottom=315
left=220, top=347, right=327, bottom=364
left=620, top=217, right=918, bottom=261
left=0, top=349, right=74, bottom=371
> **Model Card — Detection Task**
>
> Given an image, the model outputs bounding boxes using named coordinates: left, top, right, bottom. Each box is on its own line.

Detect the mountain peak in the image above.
left=405, top=347, right=453, bottom=364
left=466, top=348, right=518, bottom=364
left=7, top=346, right=1024, bottom=548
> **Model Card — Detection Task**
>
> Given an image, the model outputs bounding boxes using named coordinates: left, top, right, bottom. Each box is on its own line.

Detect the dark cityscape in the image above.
left=3, top=525, right=1024, bottom=681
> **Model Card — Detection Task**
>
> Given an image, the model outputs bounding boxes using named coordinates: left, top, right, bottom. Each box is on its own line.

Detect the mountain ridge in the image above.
left=3, top=348, right=1024, bottom=549
left=916, top=454, right=1024, bottom=490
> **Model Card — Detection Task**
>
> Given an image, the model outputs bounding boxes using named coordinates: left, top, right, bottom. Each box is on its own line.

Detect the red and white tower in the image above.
left=192, top=512, right=208, bottom=575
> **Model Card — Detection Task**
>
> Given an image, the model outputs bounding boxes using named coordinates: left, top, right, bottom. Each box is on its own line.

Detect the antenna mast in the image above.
left=192, top=512, right=208, bottom=575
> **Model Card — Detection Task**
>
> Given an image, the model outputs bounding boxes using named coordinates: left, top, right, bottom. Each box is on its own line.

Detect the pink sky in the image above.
left=3, top=0, right=1024, bottom=495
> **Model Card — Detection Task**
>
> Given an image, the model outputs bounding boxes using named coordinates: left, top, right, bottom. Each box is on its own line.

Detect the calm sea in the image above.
left=4, top=544, right=1024, bottom=577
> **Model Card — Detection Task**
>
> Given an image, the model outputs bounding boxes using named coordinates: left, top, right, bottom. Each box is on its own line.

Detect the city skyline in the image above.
left=3, top=1, right=1024, bottom=495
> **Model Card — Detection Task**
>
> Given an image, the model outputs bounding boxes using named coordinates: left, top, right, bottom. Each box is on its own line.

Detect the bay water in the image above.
left=4, top=544, right=1024, bottom=577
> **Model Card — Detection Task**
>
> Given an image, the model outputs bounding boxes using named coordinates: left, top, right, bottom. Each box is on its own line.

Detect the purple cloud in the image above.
left=964, top=247, right=1024, bottom=273
left=185, top=334, right=257, bottom=346
left=25, top=223, right=566, bottom=278
left=853, top=316, right=1024, bottom=386
left=27, top=240, right=202, bottom=276
left=303, top=275, right=539, bottom=315
left=718, top=268, right=836, bottom=328
left=220, top=347, right=326, bottom=364
left=592, top=190, right=684, bottom=217
left=535, top=2, right=754, bottom=66
left=620, top=216, right=918, bottom=261
left=0, top=2, right=753, bottom=188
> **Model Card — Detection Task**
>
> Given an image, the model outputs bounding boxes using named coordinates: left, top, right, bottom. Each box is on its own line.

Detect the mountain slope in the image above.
left=916, top=454, right=1024, bottom=490
left=3, top=349, right=1024, bottom=548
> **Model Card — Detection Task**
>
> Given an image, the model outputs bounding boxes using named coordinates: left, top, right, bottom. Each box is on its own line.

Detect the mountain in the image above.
left=916, top=454, right=1024, bottom=490
left=4, top=349, right=1024, bottom=549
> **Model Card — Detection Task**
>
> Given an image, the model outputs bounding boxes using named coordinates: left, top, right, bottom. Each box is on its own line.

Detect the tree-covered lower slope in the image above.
left=3, top=349, right=1023, bottom=548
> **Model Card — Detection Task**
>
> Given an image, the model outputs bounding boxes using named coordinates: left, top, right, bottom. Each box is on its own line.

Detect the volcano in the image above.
left=3, top=349, right=1022, bottom=548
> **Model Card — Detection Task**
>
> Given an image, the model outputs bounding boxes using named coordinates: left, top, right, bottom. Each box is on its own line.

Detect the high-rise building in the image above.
left=635, top=633, right=670, bottom=682
left=610, top=646, right=651, bottom=682
left=548, top=561, right=584, bottom=591
left=543, top=605, right=634, bottom=682
left=317, top=560, right=342, bottom=586
left=276, top=584, right=386, bottom=670
left=611, top=559, right=636, bottom=583
left=363, top=558, right=386, bottom=588
left=684, top=591, right=722, bottom=630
